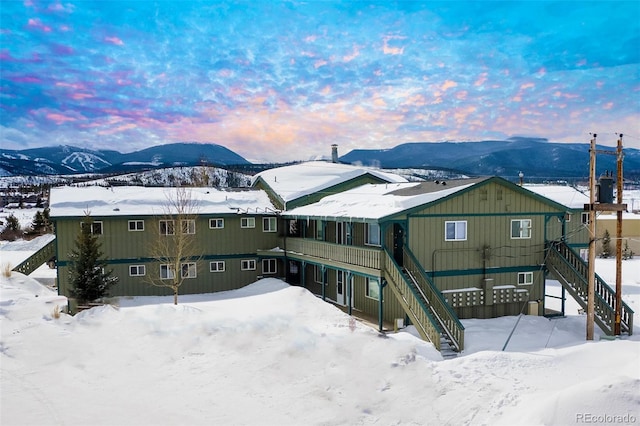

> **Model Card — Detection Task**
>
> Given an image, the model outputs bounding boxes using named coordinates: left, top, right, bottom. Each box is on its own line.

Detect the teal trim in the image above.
left=57, top=253, right=260, bottom=267
left=408, top=211, right=564, bottom=218
left=429, top=265, right=541, bottom=278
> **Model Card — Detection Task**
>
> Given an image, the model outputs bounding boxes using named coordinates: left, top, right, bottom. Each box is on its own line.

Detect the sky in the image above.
left=1, top=1, right=639, bottom=163
left=1, top=245, right=639, bottom=425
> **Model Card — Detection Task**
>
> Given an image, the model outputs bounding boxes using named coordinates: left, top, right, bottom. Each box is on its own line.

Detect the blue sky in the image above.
left=1, top=1, right=639, bottom=162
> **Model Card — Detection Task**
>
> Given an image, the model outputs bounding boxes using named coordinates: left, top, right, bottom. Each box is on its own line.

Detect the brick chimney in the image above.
left=331, top=144, right=338, bottom=163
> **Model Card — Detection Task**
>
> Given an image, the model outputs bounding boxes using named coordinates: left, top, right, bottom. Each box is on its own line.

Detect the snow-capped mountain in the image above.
left=0, top=143, right=250, bottom=176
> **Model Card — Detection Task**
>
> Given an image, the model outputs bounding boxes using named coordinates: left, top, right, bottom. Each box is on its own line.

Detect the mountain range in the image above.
left=0, top=143, right=248, bottom=177
left=1, top=138, right=639, bottom=181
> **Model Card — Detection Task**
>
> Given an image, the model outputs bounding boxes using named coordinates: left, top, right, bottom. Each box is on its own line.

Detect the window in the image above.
left=315, top=219, right=323, bottom=240
left=518, top=272, right=534, bottom=286
left=181, top=262, right=197, bottom=278
left=445, top=221, right=467, bottom=241
left=181, top=219, right=196, bottom=234
left=314, top=265, right=325, bottom=283
left=209, top=218, right=224, bottom=229
left=365, top=223, right=381, bottom=246
left=262, top=259, right=277, bottom=274
left=128, top=220, right=144, bottom=231
left=366, top=277, right=380, bottom=300
left=479, top=189, right=488, bottom=201
left=581, top=212, right=589, bottom=225
left=160, top=264, right=175, bottom=280
left=129, top=265, right=146, bottom=276
left=159, top=220, right=175, bottom=235
left=496, top=189, right=503, bottom=201
left=241, top=259, right=256, bottom=271
left=511, top=219, right=532, bottom=239
left=210, top=261, right=225, bottom=272
left=263, top=217, right=277, bottom=232
left=241, top=217, right=255, bottom=228
left=81, top=221, right=103, bottom=235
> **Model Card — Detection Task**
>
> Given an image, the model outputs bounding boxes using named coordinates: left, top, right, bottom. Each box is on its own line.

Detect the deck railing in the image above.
left=11, top=237, right=56, bottom=276
left=283, top=238, right=382, bottom=270
left=547, top=241, right=633, bottom=335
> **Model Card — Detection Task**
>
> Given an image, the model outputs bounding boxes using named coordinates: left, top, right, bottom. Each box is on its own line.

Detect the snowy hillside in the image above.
left=1, top=257, right=639, bottom=425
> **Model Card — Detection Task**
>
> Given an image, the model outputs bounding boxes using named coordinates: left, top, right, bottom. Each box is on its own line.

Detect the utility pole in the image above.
left=584, top=133, right=627, bottom=340
left=587, top=135, right=596, bottom=341
left=615, top=134, right=624, bottom=335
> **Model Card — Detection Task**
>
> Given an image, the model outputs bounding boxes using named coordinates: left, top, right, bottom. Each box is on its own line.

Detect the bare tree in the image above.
left=147, top=187, right=201, bottom=305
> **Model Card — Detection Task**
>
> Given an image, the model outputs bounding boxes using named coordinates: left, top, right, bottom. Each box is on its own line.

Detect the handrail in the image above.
left=547, top=241, right=633, bottom=335
left=402, top=246, right=465, bottom=351
left=284, top=238, right=382, bottom=270
left=11, top=237, right=56, bottom=276
left=382, top=250, right=443, bottom=350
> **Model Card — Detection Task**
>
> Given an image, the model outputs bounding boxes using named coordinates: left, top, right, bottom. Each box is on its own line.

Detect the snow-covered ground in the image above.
left=1, top=253, right=639, bottom=425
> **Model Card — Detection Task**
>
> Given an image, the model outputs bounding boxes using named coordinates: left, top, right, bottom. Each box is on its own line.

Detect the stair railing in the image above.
left=402, top=247, right=465, bottom=352
left=547, top=241, right=633, bottom=335
left=383, top=250, right=443, bottom=350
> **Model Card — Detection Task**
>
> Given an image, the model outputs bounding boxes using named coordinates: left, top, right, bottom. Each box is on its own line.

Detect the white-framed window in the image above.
left=81, top=221, right=103, bottom=235
left=262, top=259, right=277, bottom=274
left=263, top=217, right=277, bottom=232
left=159, top=220, right=175, bottom=235
left=511, top=219, right=532, bottom=239
left=241, top=259, right=256, bottom=271
left=209, top=218, right=224, bottom=229
left=181, top=219, right=196, bottom=234
left=518, top=272, right=534, bottom=286
left=314, top=265, right=325, bottom=283
left=181, top=262, right=197, bottom=278
left=160, top=264, right=175, bottom=280
left=128, top=220, right=144, bottom=231
left=129, top=265, right=146, bottom=276
left=241, top=217, right=255, bottom=228
left=564, top=213, right=571, bottom=222
left=445, top=221, right=467, bottom=241
left=210, top=261, right=225, bottom=272
left=366, top=277, right=380, bottom=300
left=365, top=223, right=381, bottom=246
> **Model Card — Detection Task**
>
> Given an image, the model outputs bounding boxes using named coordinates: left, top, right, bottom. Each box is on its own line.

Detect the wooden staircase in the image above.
left=383, top=248, right=464, bottom=355
left=546, top=241, right=634, bottom=336
left=11, top=237, right=56, bottom=276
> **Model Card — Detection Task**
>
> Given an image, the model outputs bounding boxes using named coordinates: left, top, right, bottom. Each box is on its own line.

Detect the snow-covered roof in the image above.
left=283, top=179, right=483, bottom=221
left=522, top=184, right=589, bottom=210
left=252, top=161, right=407, bottom=204
left=49, top=186, right=278, bottom=218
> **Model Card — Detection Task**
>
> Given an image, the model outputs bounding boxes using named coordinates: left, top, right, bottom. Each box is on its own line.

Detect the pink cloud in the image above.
left=603, top=102, right=614, bottom=110
left=343, top=46, right=360, bottom=62
left=104, top=36, right=124, bottom=46
left=27, top=18, right=51, bottom=32
left=382, top=35, right=405, bottom=55
left=474, top=73, right=487, bottom=87
left=536, top=67, right=546, bottom=77
left=455, top=91, right=467, bottom=100
left=46, top=113, right=76, bottom=124
left=314, top=60, right=327, bottom=69
left=440, top=80, right=457, bottom=91
left=520, top=82, right=535, bottom=90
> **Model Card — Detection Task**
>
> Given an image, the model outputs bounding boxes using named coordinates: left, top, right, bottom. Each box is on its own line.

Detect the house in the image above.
left=595, top=212, right=640, bottom=256
left=49, top=163, right=633, bottom=353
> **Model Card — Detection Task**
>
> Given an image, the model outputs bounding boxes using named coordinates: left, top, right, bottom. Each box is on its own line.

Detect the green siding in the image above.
left=54, top=214, right=280, bottom=298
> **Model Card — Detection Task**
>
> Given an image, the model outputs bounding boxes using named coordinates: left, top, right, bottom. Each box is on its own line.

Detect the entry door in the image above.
left=336, top=271, right=354, bottom=307
left=336, top=270, right=345, bottom=305
left=393, top=223, right=405, bottom=266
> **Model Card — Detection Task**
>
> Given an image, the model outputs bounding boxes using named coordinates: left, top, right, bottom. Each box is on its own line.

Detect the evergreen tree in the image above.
left=600, top=229, right=612, bottom=259
left=0, top=215, right=22, bottom=241
left=68, top=215, right=117, bottom=302
left=622, top=240, right=634, bottom=260
left=31, top=210, right=46, bottom=235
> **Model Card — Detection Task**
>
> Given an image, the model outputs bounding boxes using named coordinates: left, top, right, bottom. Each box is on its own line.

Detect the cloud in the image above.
left=104, top=36, right=124, bottom=46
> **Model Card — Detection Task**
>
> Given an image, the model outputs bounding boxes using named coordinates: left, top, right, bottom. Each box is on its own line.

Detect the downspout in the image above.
left=347, top=271, right=353, bottom=316
left=379, top=279, right=386, bottom=333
